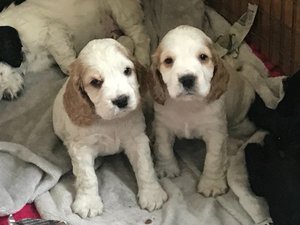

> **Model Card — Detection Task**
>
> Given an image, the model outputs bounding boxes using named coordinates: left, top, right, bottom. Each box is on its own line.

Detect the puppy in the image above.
left=0, top=0, right=150, bottom=100
left=245, top=70, right=300, bottom=225
left=149, top=25, right=256, bottom=197
left=53, top=39, right=167, bottom=218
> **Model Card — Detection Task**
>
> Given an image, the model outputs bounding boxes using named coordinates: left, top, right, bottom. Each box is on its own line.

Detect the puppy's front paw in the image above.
left=72, top=194, right=103, bottom=218
left=0, top=71, right=24, bottom=100
left=197, top=175, right=228, bottom=197
left=156, top=159, right=180, bottom=178
left=138, top=185, right=168, bottom=211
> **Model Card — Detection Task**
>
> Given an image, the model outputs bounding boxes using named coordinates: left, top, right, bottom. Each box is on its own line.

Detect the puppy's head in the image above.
left=63, top=39, right=146, bottom=126
left=149, top=25, right=229, bottom=104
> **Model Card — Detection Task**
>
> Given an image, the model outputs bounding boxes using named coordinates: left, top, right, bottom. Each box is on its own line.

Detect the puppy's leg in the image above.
left=0, top=65, right=24, bottom=100
left=107, top=0, right=150, bottom=66
left=198, top=130, right=228, bottom=197
left=68, top=144, right=103, bottom=218
left=244, top=143, right=265, bottom=196
left=122, top=133, right=168, bottom=211
left=46, top=23, right=76, bottom=75
left=154, top=123, right=180, bottom=178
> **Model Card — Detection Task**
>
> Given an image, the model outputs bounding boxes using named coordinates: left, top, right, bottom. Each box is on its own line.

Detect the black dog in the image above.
left=0, top=0, right=25, bottom=12
left=245, top=70, right=300, bottom=225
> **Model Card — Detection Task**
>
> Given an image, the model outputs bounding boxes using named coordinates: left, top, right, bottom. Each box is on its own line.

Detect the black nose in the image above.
left=112, top=95, right=129, bottom=108
left=179, top=74, right=196, bottom=90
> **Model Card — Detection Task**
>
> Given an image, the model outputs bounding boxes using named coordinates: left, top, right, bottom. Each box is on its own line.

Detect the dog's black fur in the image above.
left=245, top=70, right=300, bottom=225
left=0, top=26, right=23, bottom=68
left=0, top=0, right=25, bottom=12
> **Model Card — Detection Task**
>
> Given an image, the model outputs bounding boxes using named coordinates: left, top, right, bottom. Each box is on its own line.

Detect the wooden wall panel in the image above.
left=208, top=0, right=300, bottom=74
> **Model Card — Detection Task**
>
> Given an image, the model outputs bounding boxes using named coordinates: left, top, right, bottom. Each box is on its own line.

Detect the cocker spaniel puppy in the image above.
left=0, top=0, right=150, bottom=100
left=53, top=39, right=167, bottom=218
left=149, top=25, right=256, bottom=197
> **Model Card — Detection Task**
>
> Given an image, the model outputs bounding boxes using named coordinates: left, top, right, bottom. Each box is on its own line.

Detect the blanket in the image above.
left=0, top=1, right=283, bottom=224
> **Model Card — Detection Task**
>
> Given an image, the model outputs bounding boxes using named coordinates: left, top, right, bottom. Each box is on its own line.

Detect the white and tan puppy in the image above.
left=149, top=25, right=256, bottom=197
left=0, top=0, right=150, bottom=100
left=53, top=39, right=167, bottom=218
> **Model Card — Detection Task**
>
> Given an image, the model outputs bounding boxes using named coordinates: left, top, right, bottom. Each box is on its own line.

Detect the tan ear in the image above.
left=147, top=49, right=168, bottom=105
left=63, top=60, right=98, bottom=126
left=206, top=49, right=230, bottom=103
left=133, top=58, right=149, bottom=97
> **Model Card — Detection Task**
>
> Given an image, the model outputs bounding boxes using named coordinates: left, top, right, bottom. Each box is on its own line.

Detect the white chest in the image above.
left=65, top=123, right=122, bottom=156
left=56, top=105, right=145, bottom=157
left=154, top=98, right=226, bottom=139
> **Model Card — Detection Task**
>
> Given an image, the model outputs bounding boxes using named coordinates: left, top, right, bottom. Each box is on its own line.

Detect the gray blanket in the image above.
left=0, top=1, right=281, bottom=225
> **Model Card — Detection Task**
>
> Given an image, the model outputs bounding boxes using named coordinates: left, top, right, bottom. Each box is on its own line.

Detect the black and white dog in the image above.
left=245, top=70, right=300, bottom=225
left=0, top=0, right=150, bottom=100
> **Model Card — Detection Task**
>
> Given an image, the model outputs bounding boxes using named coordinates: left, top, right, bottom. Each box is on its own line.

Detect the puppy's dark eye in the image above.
left=124, top=67, right=132, bottom=76
left=164, top=57, right=173, bottom=65
left=199, top=54, right=208, bottom=62
left=90, top=79, right=103, bottom=88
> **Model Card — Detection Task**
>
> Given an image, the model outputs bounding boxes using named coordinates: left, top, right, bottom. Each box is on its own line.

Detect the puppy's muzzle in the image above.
left=179, top=74, right=196, bottom=90
left=112, top=95, right=129, bottom=108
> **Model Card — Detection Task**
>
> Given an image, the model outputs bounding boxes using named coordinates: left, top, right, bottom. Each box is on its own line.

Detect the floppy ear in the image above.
left=63, top=60, right=98, bottom=126
left=147, top=49, right=168, bottom=105
left=206, top=48, right=230, bottom=103
left=132, top=58, right=148, bottom=97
